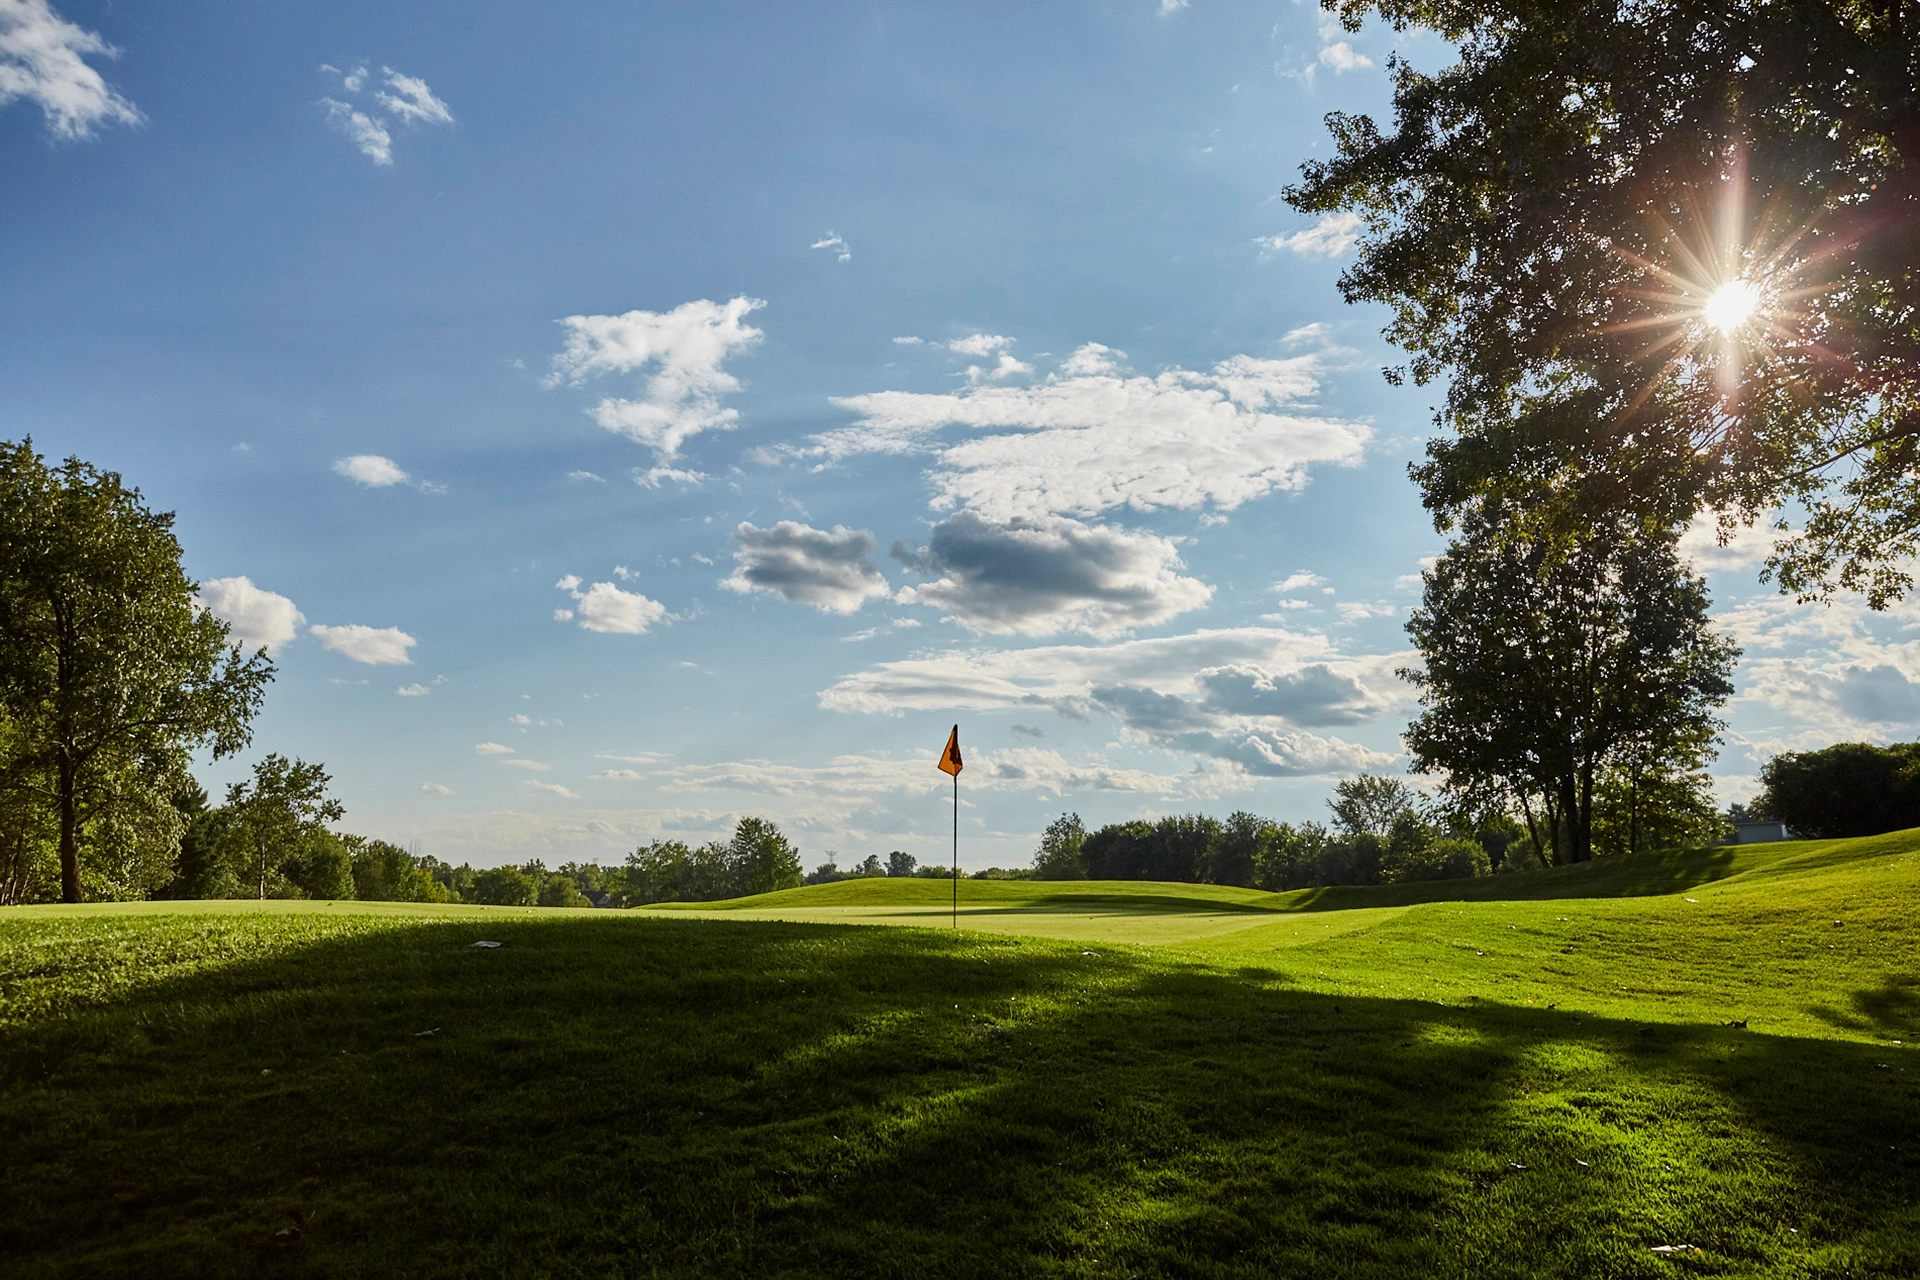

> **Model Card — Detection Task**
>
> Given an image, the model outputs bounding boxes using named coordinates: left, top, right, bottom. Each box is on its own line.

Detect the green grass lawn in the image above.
left=3, top=835, right=1917, bottom=1277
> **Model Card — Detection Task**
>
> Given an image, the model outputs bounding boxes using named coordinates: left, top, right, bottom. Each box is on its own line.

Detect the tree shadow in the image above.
left=1, top=914, right=1914, bottom=1278
left=1282, top=844, right=1744, bottom=913
left=873, top=891, right=1286, bottom=919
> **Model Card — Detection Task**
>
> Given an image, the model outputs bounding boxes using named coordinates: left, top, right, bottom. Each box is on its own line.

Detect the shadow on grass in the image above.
left=1, top=914, right=1915, bottom=1278
left=1283, top=845, right=1744, bottom=913
left=849, top=891, right=1287, bottom=920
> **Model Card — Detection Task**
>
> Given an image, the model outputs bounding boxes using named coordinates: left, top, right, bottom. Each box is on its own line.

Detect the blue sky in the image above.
left=4, top=0, right=1909, bottom=870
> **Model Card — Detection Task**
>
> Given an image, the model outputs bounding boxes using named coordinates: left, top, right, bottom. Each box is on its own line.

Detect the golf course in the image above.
left=3, top=830, right=1915, bottom=1277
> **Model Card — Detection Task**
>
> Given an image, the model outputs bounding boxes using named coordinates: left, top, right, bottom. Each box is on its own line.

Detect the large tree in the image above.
left=224, top=755, right=344, bottom=900
left=1290, top=0, right=1920, bottom=603
left=0, top=442, right=273, bottom=902
left=1402, top=512, right=1738, bottom=862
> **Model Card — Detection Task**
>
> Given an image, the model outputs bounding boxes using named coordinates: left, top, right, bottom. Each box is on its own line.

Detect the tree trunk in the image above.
left=1558, top=772, right=1586, bottom=863
left=258, top=835, right=267, bottom=900
left=58, top=753, right=80, bottom=904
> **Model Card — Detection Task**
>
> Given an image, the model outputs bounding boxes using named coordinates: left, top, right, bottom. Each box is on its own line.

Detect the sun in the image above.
left=1703, top=279, right=1762, bottom=333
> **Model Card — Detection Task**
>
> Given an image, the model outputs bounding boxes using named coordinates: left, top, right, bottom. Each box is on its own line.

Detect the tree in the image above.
left=1032, top=812, right=1087, bottom=880
left=1327, top=776, right=1417, bottom=839
left=1402, top=512, right=1738, bottom=863
left=1205, top=811, right=1273, bottom=888
left=1753, top=741, right=1920, bottom=837
left=473, top=864, right=537, bottom=906
left=539, top=873, right=590, bottom=908
left=0, top=442, right=273, bottom=901
left=225, top=755, right=345, bottom=899
left=855, top=854, right=885, bottom=877
left=728, top=817, right=801, bottom=896
left=886, top=850, right=918, bottom=877
left=1289, top=0, right=1920, bottom=604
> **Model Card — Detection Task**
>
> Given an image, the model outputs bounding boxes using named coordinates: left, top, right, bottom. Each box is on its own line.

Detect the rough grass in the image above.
left=2, top=833, right=1917, bottom=1277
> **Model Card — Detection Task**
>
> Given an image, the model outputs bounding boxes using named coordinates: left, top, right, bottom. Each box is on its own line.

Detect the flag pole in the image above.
left=952, top=768, right=958, bottom=928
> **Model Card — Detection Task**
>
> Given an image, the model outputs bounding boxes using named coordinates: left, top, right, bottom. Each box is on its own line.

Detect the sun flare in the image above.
left=1703, top=279, right=1761, bottom=333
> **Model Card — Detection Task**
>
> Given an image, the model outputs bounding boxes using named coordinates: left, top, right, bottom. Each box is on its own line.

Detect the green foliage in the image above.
left=1031, top=811, right=1086, bottom=880
left=473, top=865, right=537, bottom=907
left=1755, top=741, right=1920, bottom=838
left=1326, top=775, right=1417, bottom=839
left=224, top=755, right=346, bottom=900
left=1403, top=512, right=1737, bottom=864
left=0, top=440, right=273, bottom=902
left=349, top=839, right=448, bottom=903
left=538, top=874, right=590, bottom=909
left=1290, top=0, right=1920, bottom=606
left=625, top=818, right=802, bottom=903
left=885, top=850, right=917, bottom=877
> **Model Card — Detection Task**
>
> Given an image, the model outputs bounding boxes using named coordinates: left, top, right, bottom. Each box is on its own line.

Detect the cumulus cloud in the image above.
left=333, top=454, right=410, bottom=487
left=546, top=296, right=766, bottom=461
left=319, top=63, right=452, bottom=165
left=723, top=521, right=891, bottom=614
left=890, top=511, right=1212, bottom=637
left=811, top=347, right=1367, bottom=521
left=948, top=333, right=1015, bottom=357
left=1319, top=42, right=1373, bottom=71
left=554, top=575, right=669, bottom=635
left=309, top=623, right=417, bottom=665
left=1716, top=585, right=1920, bottom=740
left=0, top=0, right=143, bottom=141
left=811, top=232, right=851, bottom=262
left=420, top=782, right=452, bottom=795
left=819, top=624, right=1406, bottom=779
left=396, top=683, right=430, bottom=696
left=567, top=470, right=605, bottom=483
left=475, top=742, right=514, bottom=755
left=195, top=577, right=304, bottom=653
left=525, top=779, right=581, bottom=800
left=1262, top=212, right=1365, bottom=259
left=502, top=758, right=552, bottom=772
left=1274, top=571, right=1326, bottom=593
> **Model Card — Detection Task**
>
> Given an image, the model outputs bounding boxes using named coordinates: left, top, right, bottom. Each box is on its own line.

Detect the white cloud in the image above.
left=0, top=0, right=142, bottom=141
left=592, top=768, right=646, bottom=781
left=509, top=713, right=532, bottom=726
left=1159, top=0, right=1190, bottom=13
left=396, top=682, right=430, bottom=696
left=1274, top=571, right=1326, bottom=593
left=723, top=521, right=891, bottom=614
left=332, top=454, right=409, bottom=487
left=1318, top=42, right=1373, bottom=71
left=1715, top=584, right=1920, bottom=740
left=1058, top=342, right=1124, bottom=377
left=546, top=296, right=766, bottom=461
left=1680, top=511, right=1783, bottom=573
left=420, top=782, right=452, bottom=795
left=966, top=353, right=1035, bottom=384
left=475, top=742, right=514, bottom=755
left=374, top=67, right=453, bottom=127
left=555, top=576, right=669, bottom=635
left=892, top=336, right=924, bottom=346
left=811, top=348, right=1367, bottom=522
left=309, top=624, right=417, bottom=665
left=1262, top=212, right=1365, bottom=259
left=319, top=63, right=451, bottom=165
left=811, top=232, right=851, bottom=263
left=195, top=577, right=305, bottom=653
left=320, top=99, right=392, bottom=165
left=525, top=779, right=581, bottom=800
left=948, top=333, right=1015, bottom=357
left=891, top=512, right=1212, bottom=637
left=1282, top=323, right=1332, bottom=347
left=635, top=465, right=706, bottom=488
left=567, top=470, right=605, bottom=482
left=1335, top=600, right=1398, bottom=623
left=501, top=758, right=551, bottom=772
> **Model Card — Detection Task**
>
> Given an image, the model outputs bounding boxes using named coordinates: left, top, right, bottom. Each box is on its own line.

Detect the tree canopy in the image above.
left=1290, top=0, right=1920, bottom=603
left=1402, top=512, right=1737, bottom=862
left=0, top=441, right=272, bottom=901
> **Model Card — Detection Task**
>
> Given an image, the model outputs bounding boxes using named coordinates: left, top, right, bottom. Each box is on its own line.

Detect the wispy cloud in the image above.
left=0, top=0, right=143, bottom=141
left=318, top=62, right=453, bottom=166
left=811, top=232, right=851, bottom=263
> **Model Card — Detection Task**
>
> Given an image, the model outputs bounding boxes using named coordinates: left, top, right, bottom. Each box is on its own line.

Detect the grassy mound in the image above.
left=3, top=831, right=1916, bottom=1276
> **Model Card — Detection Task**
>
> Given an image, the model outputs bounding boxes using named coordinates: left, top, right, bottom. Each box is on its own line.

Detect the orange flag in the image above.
left=937, top=725, right=963, bottom=776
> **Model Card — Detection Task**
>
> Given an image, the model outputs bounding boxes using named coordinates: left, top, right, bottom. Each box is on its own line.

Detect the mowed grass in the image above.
left=2, top=836, right=1917, bottom=1277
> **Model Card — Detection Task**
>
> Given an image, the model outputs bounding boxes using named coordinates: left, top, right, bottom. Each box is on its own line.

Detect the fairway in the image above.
left=4, top=833, right=1917, bottom=1277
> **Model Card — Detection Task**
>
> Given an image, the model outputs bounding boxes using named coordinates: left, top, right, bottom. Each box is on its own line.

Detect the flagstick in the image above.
left=951, top=769, right=958, bottom=928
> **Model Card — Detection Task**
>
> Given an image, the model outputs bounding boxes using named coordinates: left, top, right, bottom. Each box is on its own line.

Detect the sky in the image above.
left=3, top=0, right=1912, bottom=872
